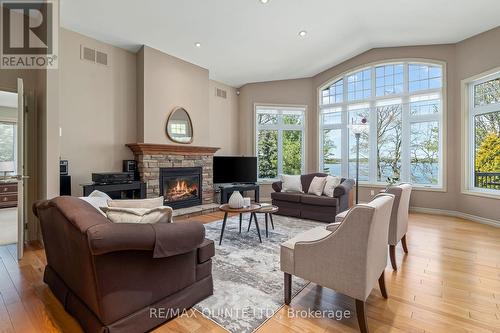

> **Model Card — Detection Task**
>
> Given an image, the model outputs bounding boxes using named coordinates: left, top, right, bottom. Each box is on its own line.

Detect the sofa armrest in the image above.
left=87, top=222, right=205, bottom=258
left=272, top=181, right=283, bottom=192
left=334, top=178, right=355, bottom=197
left=197, top=239, right=215, bottom=263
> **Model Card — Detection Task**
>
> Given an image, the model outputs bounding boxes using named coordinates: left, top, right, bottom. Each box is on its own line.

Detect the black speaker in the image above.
left=60, top=175, right=71, bottom=196
left=123, top=160, right=136, bottom=173
left=60, top=160, right=68, bottom=175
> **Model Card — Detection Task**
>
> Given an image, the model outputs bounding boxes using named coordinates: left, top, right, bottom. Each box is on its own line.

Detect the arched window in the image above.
left=319, top=61, right=444, bottom=187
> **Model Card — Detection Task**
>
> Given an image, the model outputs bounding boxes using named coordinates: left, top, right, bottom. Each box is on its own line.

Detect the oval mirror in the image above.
left=166, top=107, right=193, bottom=144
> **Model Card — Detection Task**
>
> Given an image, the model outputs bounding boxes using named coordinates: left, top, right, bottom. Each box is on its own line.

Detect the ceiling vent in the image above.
left=80, top=45, right=109, bottom=66
left=215, top=87, right=227, bottom=99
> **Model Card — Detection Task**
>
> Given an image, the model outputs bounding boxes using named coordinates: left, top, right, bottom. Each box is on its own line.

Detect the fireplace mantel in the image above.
left=126, top=143, right=220, bottom=156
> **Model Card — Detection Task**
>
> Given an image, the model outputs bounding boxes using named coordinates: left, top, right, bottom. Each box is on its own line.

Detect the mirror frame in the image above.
left=165, top=106, right=194, bottom=144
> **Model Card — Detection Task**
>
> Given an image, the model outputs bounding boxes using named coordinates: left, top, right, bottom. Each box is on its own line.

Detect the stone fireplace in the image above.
left=126, top=144, right=219, bottom=208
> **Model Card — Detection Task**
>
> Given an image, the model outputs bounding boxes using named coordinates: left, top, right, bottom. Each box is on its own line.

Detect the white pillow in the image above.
left=101, top=206, right=173, bottom=224
left=108, top=196, right=164, bottom=209
left=280, top=175, right=303, bottom=193
left=79, top=197, right=108, bottom=216
left=308, top=176, right=327, bottom=196
left=323, top=176, right=342, bottom=197
left=88, top=190, right=112, bottom=201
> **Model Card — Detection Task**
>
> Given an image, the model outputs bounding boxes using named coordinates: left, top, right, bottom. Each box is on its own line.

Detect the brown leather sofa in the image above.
left=33, top=196, right=214, bottom=333
left=271, top=173, right=354, bottom=222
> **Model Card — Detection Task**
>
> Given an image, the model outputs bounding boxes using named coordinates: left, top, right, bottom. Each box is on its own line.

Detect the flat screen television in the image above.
left=213, top=156, right=257, bottom=184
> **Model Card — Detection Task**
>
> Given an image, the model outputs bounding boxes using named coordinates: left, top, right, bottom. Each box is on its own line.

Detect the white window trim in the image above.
left=317, top=59, right=447, bottom=191
left=254, top=103, right=307, bottom=182
left=461, top=67, right=500, bottom=199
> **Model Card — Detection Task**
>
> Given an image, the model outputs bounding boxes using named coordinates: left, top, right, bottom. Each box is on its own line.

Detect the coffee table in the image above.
left=247, top=205, right=279, bottom=238
left=218, top=204, right=262, bottom=245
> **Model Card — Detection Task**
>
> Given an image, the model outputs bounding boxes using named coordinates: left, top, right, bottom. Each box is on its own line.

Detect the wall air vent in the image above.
left=216, top=87, right=227, bottom=99
left=81, top=45, right=95, bottom=62
left=96, top=51, right=108, bottom=66
left=80, top=45, right=109, bottom=66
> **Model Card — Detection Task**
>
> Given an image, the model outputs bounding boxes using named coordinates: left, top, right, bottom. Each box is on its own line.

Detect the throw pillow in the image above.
left=79, top=196, right=108, bottom=216
left=88, top=190, right=112, bottom=201
left=108, top=196, right=165, bottom=209
left=323, top=175, right=342, bottom=197
left=308, top=176, right=327, bottom=196
left=280, top=175, right=303, bottom=193
left=101, top=206, right=173, bottom=224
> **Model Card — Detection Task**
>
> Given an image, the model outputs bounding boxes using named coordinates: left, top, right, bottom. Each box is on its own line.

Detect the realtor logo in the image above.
left=1, top=0, right=58, bottom=68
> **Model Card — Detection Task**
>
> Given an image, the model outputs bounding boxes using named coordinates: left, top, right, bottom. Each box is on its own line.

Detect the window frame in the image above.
left=318, top=59, right=447, bottom=191
left=462, top=69, right=500, bottom=198
left=0, top=120, right=18, bottom=175
left=254, top=104, right=306, bottom=182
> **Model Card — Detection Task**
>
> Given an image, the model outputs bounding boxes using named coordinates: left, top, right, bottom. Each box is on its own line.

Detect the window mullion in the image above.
left=277, top=115, right=283, bottom=175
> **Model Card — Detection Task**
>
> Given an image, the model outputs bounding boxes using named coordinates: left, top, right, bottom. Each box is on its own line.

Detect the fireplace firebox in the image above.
left=159, top=167, right=202, bottom=209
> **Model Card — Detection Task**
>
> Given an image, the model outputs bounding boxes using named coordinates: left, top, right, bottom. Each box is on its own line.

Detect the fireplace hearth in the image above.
left=160, top=167, right=202, bottom=209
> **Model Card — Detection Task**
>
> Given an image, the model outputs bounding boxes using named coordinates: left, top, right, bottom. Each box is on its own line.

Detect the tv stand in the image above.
left=218, top=183, right=259, bottom=204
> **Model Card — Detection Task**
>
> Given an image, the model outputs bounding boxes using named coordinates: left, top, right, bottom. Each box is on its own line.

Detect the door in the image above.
left=16, top=78, right=24, bottom=260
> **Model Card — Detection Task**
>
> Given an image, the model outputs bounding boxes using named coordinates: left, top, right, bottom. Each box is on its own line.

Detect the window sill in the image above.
left=358, top=183, right=446, bottom=192
left=461, top=189, right=500, bottom=200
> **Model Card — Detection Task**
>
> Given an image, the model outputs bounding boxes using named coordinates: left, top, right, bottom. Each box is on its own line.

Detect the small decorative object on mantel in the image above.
left=166, top=107, right=193, bottom=144
left=228, top=191, right=244, bottom=209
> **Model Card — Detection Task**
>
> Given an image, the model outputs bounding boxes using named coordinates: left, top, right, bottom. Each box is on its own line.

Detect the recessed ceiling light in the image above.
left=259, top=0, right=269, bottom=4
left=298, top=30, right=307, bottom=37
left=195, top=42, right=201, bottom=48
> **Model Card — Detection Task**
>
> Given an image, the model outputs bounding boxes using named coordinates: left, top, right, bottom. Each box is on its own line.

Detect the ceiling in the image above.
left=61, top=0, right=500, bottom=87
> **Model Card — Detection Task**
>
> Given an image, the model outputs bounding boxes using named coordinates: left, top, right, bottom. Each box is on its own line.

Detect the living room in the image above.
left=0, top=0, right=499, bottom=332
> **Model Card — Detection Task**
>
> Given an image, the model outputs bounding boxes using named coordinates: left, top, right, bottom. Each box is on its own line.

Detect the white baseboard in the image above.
left=410, top=207, right=500, bottom=228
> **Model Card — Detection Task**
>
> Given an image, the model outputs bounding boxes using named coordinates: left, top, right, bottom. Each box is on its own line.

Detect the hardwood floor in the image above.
left=0, top=212, right=499, bottom=332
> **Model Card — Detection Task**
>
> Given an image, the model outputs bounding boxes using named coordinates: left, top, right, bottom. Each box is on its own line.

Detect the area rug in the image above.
left=194, top=214, right=323, bottom=333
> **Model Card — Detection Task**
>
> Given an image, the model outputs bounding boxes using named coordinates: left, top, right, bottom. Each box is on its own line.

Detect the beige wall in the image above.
left=138, top=46, right=210, bottom=145
left=454, top=27, right=500, bottom=221
left=209, top=80, right=239, bottom=155
left=238, top=27, right=500, bottom=222
left=238, top=78, right=315, bottom=199
left=59, top=29, right=137, bottom=196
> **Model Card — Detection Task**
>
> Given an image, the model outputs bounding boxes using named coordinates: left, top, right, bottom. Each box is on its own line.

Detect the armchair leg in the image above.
left=378, top=271, right=388, bottom=299
left=355, top=299, right=368, bottom=333
left=401, top=234, right=409, bottom=254
left=284, top=273, right=292, bottom=305
left=389, top=245, right=397, bottom=271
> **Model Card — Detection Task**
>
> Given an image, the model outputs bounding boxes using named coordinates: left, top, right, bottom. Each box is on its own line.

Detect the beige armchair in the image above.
left=335, top=184, right=412, bottom=271
left=385, top=184, right=412, bottom=270
left=280, top=194, right=394, bottom=333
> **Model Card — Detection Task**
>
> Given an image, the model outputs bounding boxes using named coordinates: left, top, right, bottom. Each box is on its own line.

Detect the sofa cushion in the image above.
left=280, top=175, right=303, bottom=192
left=300, top=173, right=328, bottom=193
left=101, top=206, right=173, bottom=224
left=323, top=176, right=342, bottom=197
left=108, top=196, right=164, bottom=209
left=308, top=176, right=327, bottom=196
left=301, top=194, right=337, bottom=207
left=271, top=191, right=301, bottom=203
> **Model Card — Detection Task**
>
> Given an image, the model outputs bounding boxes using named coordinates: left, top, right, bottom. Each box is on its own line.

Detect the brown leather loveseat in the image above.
left=33, top=196, right=214, bottom=333
left=271, top=173, right=354, bottom=222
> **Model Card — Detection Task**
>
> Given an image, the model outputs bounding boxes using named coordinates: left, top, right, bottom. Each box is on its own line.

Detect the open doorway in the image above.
left=0, top=90, right=19, bottom=246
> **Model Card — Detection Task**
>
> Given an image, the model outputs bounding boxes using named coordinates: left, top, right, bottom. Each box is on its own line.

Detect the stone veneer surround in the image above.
left=126, top=144, right=220, bottom=205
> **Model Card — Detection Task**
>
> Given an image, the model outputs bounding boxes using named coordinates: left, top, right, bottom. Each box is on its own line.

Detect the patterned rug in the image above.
left=194, top=214, right=324, bottom=333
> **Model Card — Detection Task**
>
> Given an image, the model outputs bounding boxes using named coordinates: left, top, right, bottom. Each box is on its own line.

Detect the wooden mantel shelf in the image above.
left=126, top=143, right=220, bottom=156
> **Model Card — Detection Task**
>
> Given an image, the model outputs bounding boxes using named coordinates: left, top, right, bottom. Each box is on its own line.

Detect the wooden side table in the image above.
left=248, top=205, right=279, bottom=238
left=218, top=204, right=262, bottom=245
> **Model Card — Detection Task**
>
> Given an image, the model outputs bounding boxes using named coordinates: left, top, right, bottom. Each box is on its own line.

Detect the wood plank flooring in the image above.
left=0, top=212, right=498, bottom=332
